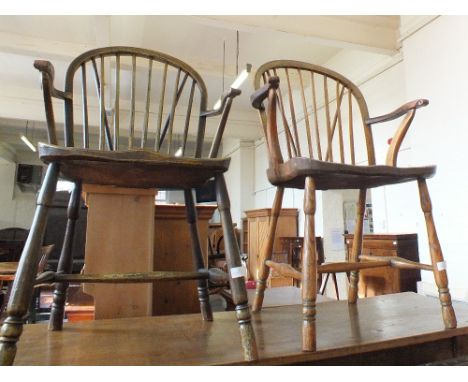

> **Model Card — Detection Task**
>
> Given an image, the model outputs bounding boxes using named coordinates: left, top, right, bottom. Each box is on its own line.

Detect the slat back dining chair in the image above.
left=0, top=47, right=257, bottom=365
left=250, top=60, right=456, bottom=352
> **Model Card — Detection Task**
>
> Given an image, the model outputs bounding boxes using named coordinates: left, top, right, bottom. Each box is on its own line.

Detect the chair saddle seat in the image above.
left=39, top=143, right=230, bottom=189
left=267, top=157, right=436, bottom=190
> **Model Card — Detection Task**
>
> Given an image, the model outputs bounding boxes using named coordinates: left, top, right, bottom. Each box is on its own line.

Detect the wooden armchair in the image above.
left=250, top=60, right=456, bottom=352
left=0, top=47, right=257, bottom=365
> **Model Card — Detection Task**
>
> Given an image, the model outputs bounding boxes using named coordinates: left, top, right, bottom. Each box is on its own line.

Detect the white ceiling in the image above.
left=0, top=15, right=400, bottom=158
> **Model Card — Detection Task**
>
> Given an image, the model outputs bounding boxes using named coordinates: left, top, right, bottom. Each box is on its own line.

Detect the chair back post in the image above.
left=266, top=78, right=284, bottom=166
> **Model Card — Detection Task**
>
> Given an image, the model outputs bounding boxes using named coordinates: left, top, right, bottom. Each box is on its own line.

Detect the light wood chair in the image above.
left=250, top=60, right=457, bottom=352
left=0, top=47, right=257, bottom=365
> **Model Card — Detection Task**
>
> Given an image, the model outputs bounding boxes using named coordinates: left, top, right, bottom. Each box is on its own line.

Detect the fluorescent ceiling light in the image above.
left=213, top=63, right=252, bottom=110
left=230, top=64, right=252, bottom=89
left=174, top=147, right=183, bottom=157
left=20, top=135, right=37, bottom=152
left=213, top=99, right=222, bottom=111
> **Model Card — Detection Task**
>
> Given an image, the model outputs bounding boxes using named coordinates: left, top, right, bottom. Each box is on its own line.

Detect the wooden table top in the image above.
left=247, top=286, right=331, bottom=307
left=0, top=262, right=18, bottom=275
left=14, top=292, right=468, bottom=366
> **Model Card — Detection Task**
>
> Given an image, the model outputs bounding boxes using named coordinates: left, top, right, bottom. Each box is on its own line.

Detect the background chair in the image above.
left=0, top=47, right=257, bottom=365
left=250, top=60, right=456, bottom=352
left=0, top=245, right=54, bottom=319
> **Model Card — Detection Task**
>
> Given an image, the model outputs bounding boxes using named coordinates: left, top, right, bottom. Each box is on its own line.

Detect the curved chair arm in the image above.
left=250, top=76, right=280, bottom=110
left=366, top=99, right=428, bottom=125
left=366, top=99, right=429, bottom=167
left=201, top=87, right=241, bottom=118
left=34, top=60, right=72, bottom=146
left=204, top=87, right=242, bottom=158
left=250, top=76, right=283, bottom=165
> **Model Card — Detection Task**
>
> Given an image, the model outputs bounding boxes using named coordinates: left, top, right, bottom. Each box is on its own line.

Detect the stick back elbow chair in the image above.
left=250, top=60, right=457, bottom=352
left=0, top=46, right=257, bottom=365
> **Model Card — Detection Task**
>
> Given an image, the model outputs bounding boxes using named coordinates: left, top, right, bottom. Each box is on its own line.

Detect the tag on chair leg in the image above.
left=437, top=261, right=447, bottom=271
left=231, top=266, right=247, bottom=279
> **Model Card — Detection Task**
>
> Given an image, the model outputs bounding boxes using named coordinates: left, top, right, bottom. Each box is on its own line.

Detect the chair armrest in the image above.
left=201, top=88, right=241, bottom=117
left=34, top=60, right=72, bottom=145
left=251, top=76, right=283, bottom=165
left=34, top=60, right=71, bottom=101
left=366, top=99, right=428, bottom=125
left=368, top=99, right=429, bottom=166
left=250, top=76, right=280, bottom=110
left=205, top=88, right=242, bottom=158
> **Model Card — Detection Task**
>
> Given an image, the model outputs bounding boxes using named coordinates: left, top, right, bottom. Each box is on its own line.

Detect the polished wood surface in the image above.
left=0, top=263, right=18, bottom=275
left=247, top=286, right=330, bottom=308
left=13, top=293, right=468, bottom=365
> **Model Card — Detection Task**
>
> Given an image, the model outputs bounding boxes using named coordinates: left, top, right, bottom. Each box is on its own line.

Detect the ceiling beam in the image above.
left=0, top=142, right=17, bottom=163
left=192, top=15, right=400, bottom=55
left=0, top=31, right=93, bottom=62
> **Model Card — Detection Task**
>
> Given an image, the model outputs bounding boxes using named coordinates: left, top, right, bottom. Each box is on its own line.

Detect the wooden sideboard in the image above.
left=344, top=233, right=421, bottom=297
left=244, top=208, right=298, bottom=287
left=153, top=204, right=216, bottom=316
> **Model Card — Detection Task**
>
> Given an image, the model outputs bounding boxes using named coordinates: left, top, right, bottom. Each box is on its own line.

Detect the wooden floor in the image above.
left=13, top=292, right=468, bottom=365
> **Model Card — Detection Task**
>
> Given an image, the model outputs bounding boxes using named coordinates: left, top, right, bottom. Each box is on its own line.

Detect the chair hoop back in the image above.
left=62, top=46, right=209, bottom=157
left=254, top=60, right=376, bottom=166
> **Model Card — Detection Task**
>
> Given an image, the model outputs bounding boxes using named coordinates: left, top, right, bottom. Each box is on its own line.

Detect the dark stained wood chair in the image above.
left=0, top=47, right=257, bottom=365
left=250, top=60, right=457, bottom=352
left=0, top=245, right=54, bottom=319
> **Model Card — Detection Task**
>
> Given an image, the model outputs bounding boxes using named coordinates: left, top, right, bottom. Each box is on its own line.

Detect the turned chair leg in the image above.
left=184, top=189, right=213, bottom=321
left=49, top=181, right=82, bottom=331
left=252, top=186, right=284, bottom=312
left=215, top=174, right=258, bottom=361
left=0, top=282, right=13, bottom=318
left=417, top=179, right=457, bottom=329
left=0, top=163, right=60, bottom=366
left=347, top=188, right=367, bottom=304
left=302, top=177, right=318, bottom=352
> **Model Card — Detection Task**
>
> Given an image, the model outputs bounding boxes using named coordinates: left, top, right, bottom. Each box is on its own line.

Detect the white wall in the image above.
left=396, top=16, right=468, bottom=300
left=0, top=161, right=38, bottom=229
left=341, top=15, right=468, bottom=301
left=223, top=138, right=255, bottom=227
left=0, top=150, right=43, bottom=230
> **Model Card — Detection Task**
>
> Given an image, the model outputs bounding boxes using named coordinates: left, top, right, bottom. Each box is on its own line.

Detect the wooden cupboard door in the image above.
left=247, top=218, right=258, bottom=280
left=245, top=209, right=298, bottom=283
left=345, top=234, right=420, bottom=298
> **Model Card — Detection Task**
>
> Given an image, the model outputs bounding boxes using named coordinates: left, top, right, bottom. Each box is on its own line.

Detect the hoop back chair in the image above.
left=0, top=47, right=257, bottom=365
left=250, top=60, right=457, bottom=352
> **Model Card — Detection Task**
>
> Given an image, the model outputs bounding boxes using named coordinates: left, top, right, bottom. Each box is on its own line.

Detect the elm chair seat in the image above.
left=267, top=157, right=436, bottom=190
left=39, top=143, right=231, bottom=189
